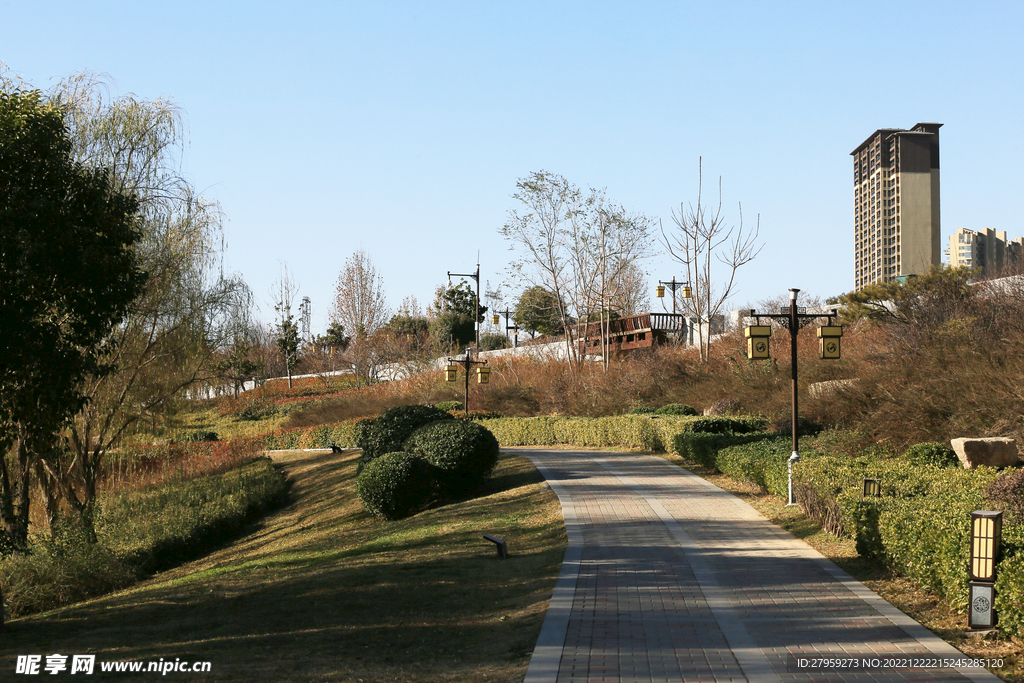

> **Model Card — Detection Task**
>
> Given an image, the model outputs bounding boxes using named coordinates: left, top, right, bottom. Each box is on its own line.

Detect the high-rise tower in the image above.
left=851, top=123, right=942, bottom=290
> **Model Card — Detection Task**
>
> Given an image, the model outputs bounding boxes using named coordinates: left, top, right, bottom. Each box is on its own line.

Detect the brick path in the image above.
left=518, top=449, right=1000, bottom=683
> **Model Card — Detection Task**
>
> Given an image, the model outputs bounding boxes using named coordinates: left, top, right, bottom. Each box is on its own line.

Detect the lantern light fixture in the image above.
left=817, top=325, right=843, bottom=360
left=968, top=510, right=1003, bottom=630
left=970, top=510, right=1002, bottom=583
left=862, top=478, right=881, bottom=497
left=745, top=325, right=772, bottom=360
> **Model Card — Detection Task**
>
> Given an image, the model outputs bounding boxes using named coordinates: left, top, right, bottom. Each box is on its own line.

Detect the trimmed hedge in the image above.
left=671, top=432, right=772, bottom=468
left=703, top=433, right=1024, bottom=638
left=434, top=401, right=463, bottom=412
left=355, top=452, right=435, bottom=520
left=715, top=437, right=822, bottom=498
left=356, top=405, right=454, bottom=473
left=904, top=442, right=958, bottom=468
left=405, top=420, right=500, bottom=497
left=654, top=403, right=698, bottom=416
left=996, top=551, right=1024, bottom=639
left=477, top=414, right=769, bottom=454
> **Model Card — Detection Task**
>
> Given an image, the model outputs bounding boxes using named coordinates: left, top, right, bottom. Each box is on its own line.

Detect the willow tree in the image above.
left=0, top=90, right=146, bottom=548
left=9, top=70, right=253, bottom=532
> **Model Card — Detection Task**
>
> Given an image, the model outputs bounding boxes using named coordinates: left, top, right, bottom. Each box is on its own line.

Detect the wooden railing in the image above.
left=577, top=312, right=684, bottom=339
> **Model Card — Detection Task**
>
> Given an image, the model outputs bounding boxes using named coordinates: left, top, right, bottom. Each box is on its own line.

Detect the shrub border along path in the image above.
left=516, top=448, right=1002, bottom=683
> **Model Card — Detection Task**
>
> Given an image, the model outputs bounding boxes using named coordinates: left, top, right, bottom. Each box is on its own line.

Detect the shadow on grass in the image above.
left=2, top=449, right=566, bottom=683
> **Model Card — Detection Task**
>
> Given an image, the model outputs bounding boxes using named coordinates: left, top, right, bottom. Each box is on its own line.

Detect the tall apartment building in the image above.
left=945, top=227, right=1024, bottom=276
left=851, top=123, right=942, bottom=290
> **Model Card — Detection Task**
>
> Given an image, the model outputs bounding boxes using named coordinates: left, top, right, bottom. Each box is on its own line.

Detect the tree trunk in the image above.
left=0, top=432, right=34, bottom=552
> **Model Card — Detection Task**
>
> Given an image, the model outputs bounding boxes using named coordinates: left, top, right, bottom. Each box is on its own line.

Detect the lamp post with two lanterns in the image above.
left=445, top=348, right=490, bottom=416
left=745, top=288, right=842, bottom=507
left=656, top=277, right=692, bottom=343
left=655, top=277, right=692, bottom=315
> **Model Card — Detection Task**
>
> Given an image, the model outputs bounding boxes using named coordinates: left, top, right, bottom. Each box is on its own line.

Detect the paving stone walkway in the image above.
left=517, top=449, right=1000, bottom=683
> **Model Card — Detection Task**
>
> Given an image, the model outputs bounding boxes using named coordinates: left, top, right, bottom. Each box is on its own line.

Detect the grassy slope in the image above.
left=3, top=450, right=566, bottom=683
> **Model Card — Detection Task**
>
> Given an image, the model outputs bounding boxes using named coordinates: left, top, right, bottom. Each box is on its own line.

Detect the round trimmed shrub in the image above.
left=356, top=405, right=454, bottom=473
left=405, top=420, right=500, bottom=497
left=654, top=403, right=698, bottom=416
left=904, top=442, right=958, bottom=468
left=434, top=400, right=463, bottom=412
left=355, top=452, right=435, bottom=520
left=352, top=417, right=377, bottom=446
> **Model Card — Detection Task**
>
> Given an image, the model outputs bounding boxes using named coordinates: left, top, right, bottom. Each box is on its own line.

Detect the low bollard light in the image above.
left=969, top=510, right=1003, bottom=630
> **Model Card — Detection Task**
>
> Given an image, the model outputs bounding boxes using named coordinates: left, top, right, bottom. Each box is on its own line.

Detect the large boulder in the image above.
left=950, top=437, right=1020, bottom=469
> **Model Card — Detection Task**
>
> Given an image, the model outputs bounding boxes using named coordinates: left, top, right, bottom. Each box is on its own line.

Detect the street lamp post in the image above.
left=445, top=347, right=489, bottom=415
left=748, top=288, right=840, bottom=507
left=656, top=276, right=692, bottom=315
left=495, top=308, right=518, bottom=348
left=656, top=277, right=692, bottom=342
left=447, top=262, right=481, bottom=349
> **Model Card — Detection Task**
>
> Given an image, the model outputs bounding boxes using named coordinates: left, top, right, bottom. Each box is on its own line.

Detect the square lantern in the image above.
left=656, top=285, right=666, bottom=298
left=477, top=366, right=491, bottom=384
left=817, top=326, right=843, bottom=360
left=491, top=314, right=500, bottom=325
left=863, top=478, right=881, bottom=497
left=745, top=326, right=772, bottom=360
left=970, top=511, right=1003, bottom=582
left=682, top=286, right=692, bottom=298
left=445, top=365, right=458, bottom=382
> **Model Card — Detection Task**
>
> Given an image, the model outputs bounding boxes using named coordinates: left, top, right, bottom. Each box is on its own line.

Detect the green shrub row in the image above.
left=700, top=438, right=1019, bottom=643
left=671, top=432, right=774, bottom=468
left=702, top=437, right=1024, bottom=638
left=715, top=437, right=821, bottom=498
left=477, top=414, right=768, bottom=453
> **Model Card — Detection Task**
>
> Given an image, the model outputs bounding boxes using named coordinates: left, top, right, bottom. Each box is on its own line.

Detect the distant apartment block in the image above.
left=852, top=123, right=942, bottom=290
left=945, top=227, right=1024, bottom=277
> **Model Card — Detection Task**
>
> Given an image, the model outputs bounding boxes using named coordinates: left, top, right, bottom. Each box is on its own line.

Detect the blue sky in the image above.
left=3, top=1, right=1022, bottom=333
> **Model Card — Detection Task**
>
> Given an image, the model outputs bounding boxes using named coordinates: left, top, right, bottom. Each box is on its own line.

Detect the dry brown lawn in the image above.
left=2, top=449, right=566, bottom=682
